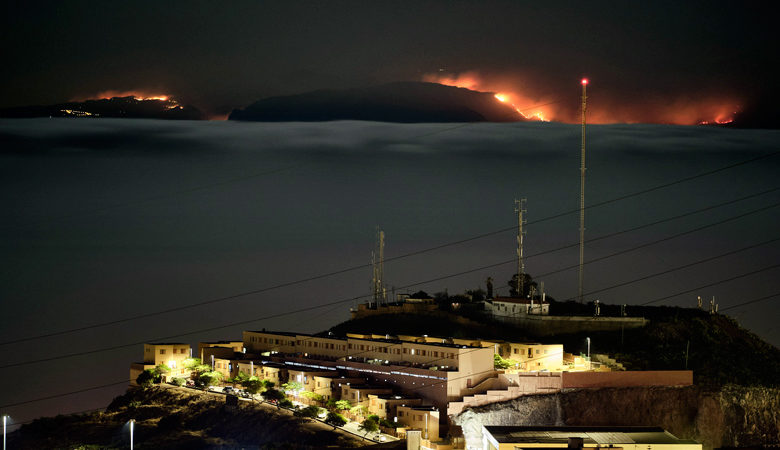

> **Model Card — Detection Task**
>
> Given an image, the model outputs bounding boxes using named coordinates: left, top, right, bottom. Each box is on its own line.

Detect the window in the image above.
left=160, top=349, right=166, bottom=355
left=536, top=349, right=541, bottom=354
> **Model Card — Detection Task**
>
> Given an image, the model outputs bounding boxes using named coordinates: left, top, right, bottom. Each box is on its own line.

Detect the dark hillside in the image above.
left=328, top=304, right=780, bottom=387
left=10, top=386, right=365, bottom=449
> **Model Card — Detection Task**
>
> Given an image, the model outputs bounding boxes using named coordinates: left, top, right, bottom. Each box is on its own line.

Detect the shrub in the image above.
left=136, top=369, right=155, bottom=388
left=325, top=412, right=347, bottom=429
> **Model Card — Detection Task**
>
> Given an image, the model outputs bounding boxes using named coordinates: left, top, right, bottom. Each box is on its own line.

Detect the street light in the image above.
left=3, top=414, right=8, bottom=450
left=129, top=419, right=135, bottom=450
left=586, top=337, right=591, bottom=370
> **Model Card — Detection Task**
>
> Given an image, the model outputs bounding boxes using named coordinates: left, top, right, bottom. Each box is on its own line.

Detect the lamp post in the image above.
left=129, top=419, right=135, bottom=450
left=586, top=337, right=591, bottom=370
left=3, top=414, right=8, bottom=450
left=211, top=355, right=215, bottom=371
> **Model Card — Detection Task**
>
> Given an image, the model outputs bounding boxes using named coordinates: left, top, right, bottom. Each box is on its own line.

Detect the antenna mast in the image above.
left=515, top=199, right=527, bottom=297
left=372, top=228, right=386, bottom=306
left=578, top=78, right=588, bottom=303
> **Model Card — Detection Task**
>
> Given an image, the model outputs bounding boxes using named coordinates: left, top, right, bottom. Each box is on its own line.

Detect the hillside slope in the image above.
left=9, top=386, right=366, bottom=449
left=229, top=82, right=524, bottom=122
left=328, top=304, right=780, bottom=387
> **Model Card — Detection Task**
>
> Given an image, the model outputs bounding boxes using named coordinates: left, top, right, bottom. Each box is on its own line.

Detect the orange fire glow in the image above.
left=424, top=72, right=554, bottom=122
left=74, top=90, right=176, bottom=103
left=423, top=71, right=739, bottom=126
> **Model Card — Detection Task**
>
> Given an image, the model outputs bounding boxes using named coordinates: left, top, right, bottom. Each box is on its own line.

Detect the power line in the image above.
left=4, top=283, right=778, bottom=416
left=720, top=293, right=780, bottom=312
left=2, top=190, right=777, bottom=358
left=0, top=380, right=130, bottom=409
left=563, top=236, right=780, bottom=301
left=3, top=230, right=778, bottom=371
left=532, top=201, right=780, bottom=282
left=638, top=264, right=780, bottom=306
left=3, top=173, right=777, bottom=348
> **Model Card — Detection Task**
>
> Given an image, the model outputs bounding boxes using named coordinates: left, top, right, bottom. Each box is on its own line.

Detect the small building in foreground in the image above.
left=130, top=343, right=192, bottom=384
left=487, top=297, right=550, bottom=316
left=480, top=426, right=701, bottom=450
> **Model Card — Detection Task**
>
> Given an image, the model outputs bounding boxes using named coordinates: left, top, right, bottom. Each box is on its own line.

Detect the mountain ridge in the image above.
left=229, top=81, right=525, bottom=123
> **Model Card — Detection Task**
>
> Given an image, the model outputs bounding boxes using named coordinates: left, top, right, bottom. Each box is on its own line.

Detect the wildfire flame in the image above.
left=423, top=71, right=739, bottom=126
left=424, top=72, right=553, bottom=122
left=74, top=90, right=177, bottom=104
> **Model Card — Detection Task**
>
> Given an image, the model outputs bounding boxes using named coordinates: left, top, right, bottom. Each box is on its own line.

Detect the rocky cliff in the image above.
left=455, top=385, right=779, bottom=450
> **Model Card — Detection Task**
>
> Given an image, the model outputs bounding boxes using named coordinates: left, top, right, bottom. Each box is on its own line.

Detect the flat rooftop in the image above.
left=349, top=336, right=482, bottom=349
left=246, top=330, right=299, bottom=337
left=483, top=426, right=698, bottom=445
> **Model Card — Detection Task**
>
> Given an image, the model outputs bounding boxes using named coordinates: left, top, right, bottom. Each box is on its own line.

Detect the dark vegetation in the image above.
left=10, top=387, right=363, bottom=449
left=329, top=296, right=780, bottom=388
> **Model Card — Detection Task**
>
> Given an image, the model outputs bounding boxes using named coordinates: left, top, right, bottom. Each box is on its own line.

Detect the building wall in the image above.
left=489, top=300, right=550, bottom=316
left=129, top=362, right=155, bottom=385
left=243, top=331, right=297, bottom=354
left=341, top=385, right=393, bottom=408
left=297, top=335, right=349, bottom=359
left=142, top=343, right=191, bottom=378
left=368, top=395, right=423, bottom=420
left=561, top=370, right=693, bottom=388
left=242, top=330, right=486, bottom=371
left=397, top=406, right=440, bottom=441
left=503, top=343, right=564, bottom=371
left=213, top=358, right=238, bottom=379
left=288, top=368, right=337, bottom=394
left=198, top=341, right=242, bottom=361
left=446, top=347, right=496, bottom=400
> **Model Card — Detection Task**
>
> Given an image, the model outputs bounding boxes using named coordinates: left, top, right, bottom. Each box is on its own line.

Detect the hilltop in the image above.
left=0, top=96, right=204, bottom=120
left=229, top=82, right=524, bottom=123
left=328, top=300, right=780, bottom=388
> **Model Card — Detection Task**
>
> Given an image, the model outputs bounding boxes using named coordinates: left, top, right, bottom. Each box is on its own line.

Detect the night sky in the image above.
left=1, top=0, right=779, bottom=433
left=1, top=1, right=777, bottom=123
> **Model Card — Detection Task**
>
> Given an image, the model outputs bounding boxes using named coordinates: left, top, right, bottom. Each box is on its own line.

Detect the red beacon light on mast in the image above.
left=581, top=78, right=589, bottom=85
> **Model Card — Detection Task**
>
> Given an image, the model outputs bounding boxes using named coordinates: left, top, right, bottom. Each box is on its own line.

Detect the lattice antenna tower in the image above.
left=371, top=228, right=386, bottom=306
left=578, top=78, right=589, bottom=303
left=515, top=198, right=527, bottom=298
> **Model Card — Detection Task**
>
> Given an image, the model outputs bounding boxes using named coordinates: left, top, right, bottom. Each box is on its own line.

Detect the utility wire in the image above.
left=3, top=172, right=777, bottom=347
left=4, top=283, right=778, bottom=414
left=2, top=192, right=777, bottom=360
left=531, top=201, right=780, bottom=281
left=3, top=209, right=779, bottom=371
left=0, top=380, right=130, bottom=409
left=560, top=236, right=780, bottom=301
left=638, top=264, right=780, bottom=306
left=720, top=293, right=780, bottom=312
